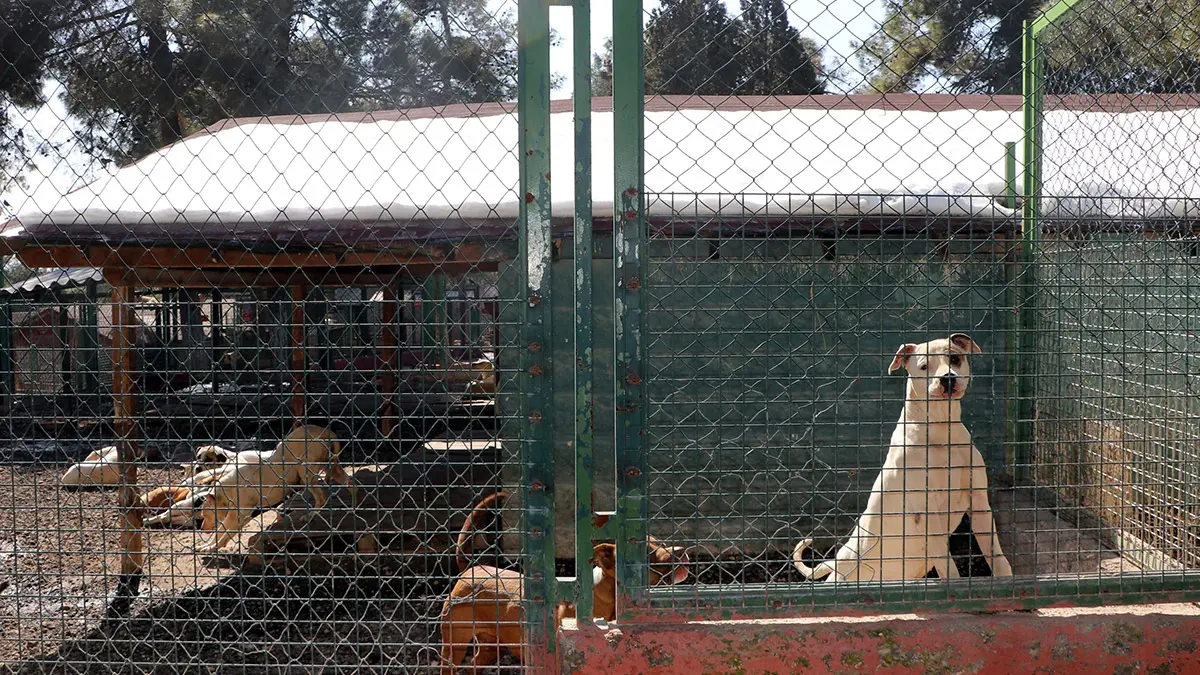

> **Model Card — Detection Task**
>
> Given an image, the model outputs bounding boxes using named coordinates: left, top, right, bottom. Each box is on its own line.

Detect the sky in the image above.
left=0, top=0, right=884, bottom=218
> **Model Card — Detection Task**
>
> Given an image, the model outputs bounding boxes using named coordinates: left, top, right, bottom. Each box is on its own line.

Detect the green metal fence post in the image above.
left=572, top=0, right=596, bottom=622
left=612, top=0, right=649, bottom=614
left=1003, top=142, right=1020, bottom=475
left=1016, top=0, right=1083, bottom=485
left=1016, top=21, right=1041, bottom=485
left=517, top=0, right=556, bottom=658
left=82, top=280, right=100, bottom=402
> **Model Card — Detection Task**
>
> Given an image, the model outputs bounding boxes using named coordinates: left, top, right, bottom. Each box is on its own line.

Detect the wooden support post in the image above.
left=290, top=284, right=307, bottom=424
left=110, top=280, right=143, bottom=614
left=379, top=283, right=399, bottom=437
left=210, top=289, right=222, bottom=391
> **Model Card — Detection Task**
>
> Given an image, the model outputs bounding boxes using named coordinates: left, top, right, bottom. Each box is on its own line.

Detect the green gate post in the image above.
left=517, top=0, right=556, bottom=659
left=421, top=274, right=444, bottom=365
left=82, top=280, right=100, bottom=407
left=571, top=0, right=597, bottom=622
left=1016, top=0, right=1081, bottom=484
left=1003, top=142, right=1021, bottom=473
left=612, top=0, right=650, bottom=614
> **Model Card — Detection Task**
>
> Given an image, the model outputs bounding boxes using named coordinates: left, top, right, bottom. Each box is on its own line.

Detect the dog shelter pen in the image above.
left=6, top=0, right=1200, bottom=670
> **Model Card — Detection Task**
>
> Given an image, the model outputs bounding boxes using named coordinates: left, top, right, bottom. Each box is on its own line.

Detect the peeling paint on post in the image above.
left=572, top=0, right=597, bottom=623
left=517, top=0, right=556, bottom=662
left=612, top=0, right=649, bottom=615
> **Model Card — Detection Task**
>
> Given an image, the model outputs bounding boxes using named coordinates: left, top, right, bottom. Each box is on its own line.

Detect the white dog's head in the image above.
left=888, top=333, right=982, bottom=402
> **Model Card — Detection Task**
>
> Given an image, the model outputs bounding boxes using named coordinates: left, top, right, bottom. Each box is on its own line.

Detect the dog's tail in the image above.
left=791, top=538, right=835, bottom=581
left=455, top=490, right=509, bottom=573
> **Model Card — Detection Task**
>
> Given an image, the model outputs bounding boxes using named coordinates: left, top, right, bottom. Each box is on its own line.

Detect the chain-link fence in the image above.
left=616, top=0, right=1200, bottom=615
left=6, top=0, right=1200, bottom=671
left=0, top=0, right=538, bottom=670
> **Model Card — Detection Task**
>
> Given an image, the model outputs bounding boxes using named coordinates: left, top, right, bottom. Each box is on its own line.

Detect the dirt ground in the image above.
left=0, top=456, right=520, bottom=674
left=0, top=445, right=1143, bottom=674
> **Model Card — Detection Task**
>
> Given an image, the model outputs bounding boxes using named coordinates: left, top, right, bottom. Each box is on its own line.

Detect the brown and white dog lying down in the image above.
left=196, top=425, right=350, bottom=553
left=792, top=333, right=1013, bottom=582
left=440, top=539, right=688, bottom=672
left=141, top=445, right=239, bottom=528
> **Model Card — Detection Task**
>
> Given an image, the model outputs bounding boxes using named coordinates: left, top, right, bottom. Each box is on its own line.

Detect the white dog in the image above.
left=197, top=425, right=349, bottom=553
left=60, top=445, right=121, bottom=487
left=793, top=333, right=1013, bottom=582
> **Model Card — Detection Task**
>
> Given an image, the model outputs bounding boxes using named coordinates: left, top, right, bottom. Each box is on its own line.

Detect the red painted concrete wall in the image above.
left=559, top=604, right=1200, bottom=674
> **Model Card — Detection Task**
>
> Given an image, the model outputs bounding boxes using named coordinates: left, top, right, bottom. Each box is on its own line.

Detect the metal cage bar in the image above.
left=517, top=0, right=557, bottom=658
left=612, top=0, right=651, bottom=615
left=572, top=0, right=598, bottom=623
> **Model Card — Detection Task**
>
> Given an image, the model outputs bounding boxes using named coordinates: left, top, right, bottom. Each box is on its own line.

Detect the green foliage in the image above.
left=855, top=0, right=1036, bottom=94
left=734, top=0, right=825, bottom=96
left=2, top=0, right=519, bottom=172
left=1042, top=0, right=1200, bottom=93
left=856, top=0, right=1200, bottom=95
left=645, top=0, right=742, bottom=94
left=0, top=0, right=98, bottom=189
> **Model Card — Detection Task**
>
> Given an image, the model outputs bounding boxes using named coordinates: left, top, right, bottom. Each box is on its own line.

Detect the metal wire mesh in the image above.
left=618, top=0, right=1200, bottom=613
left=7, top=0, right=1200, bottom=669
left=0, top=0, right=537, bottom=670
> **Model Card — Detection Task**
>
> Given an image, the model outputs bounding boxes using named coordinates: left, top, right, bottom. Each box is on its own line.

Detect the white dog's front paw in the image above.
left=195, top=542, right=220, bottom=554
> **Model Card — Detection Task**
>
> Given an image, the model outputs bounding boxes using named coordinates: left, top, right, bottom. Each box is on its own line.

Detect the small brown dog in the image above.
left=439, top=539, right=688, bottom=672
left=139, top=486, right=193, bottom=512
left=454, top=491, right=510, bottom=573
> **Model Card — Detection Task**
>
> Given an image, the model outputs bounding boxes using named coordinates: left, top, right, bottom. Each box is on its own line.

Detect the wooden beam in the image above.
left=111, top=281, right=144, bottom=590
left=17, top=243, right=506, bottom=272
left=95, top=263, right=499, bottom=290
left=290, top=284, right=307, bottom=423
left=379, top=283, right=399, bottom=437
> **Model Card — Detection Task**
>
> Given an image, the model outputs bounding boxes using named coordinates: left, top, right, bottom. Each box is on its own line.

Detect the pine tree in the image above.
left=735, top=0, right=825, bottom=95
left=644, top=0, right=741, bottom=95
left=855, top=0, right=1200, bottom=95
left=591, top=0, right=827, bottom=96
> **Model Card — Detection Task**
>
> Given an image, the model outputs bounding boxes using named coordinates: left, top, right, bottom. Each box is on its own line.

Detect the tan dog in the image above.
left=792, top=333, right=1012, bottom=582
left=140, top=485, right=192, bottom=511
left=439, top=539, right=688, bottom=672
left=186, top=445, right=238, bottom=477
left=197, top=425, right=349, bottom=553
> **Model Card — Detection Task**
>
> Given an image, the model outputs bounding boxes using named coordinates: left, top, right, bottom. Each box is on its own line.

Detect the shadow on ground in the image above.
left=5, top=568, right=521, bottom=675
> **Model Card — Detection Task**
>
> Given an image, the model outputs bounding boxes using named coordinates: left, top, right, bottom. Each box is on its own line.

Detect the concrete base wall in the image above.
left=559, top=603, right=1200, bottom=674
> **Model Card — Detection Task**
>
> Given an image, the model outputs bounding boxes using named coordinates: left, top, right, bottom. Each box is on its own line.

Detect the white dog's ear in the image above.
left=889, top=344, right=916, bottom=373
left=950, top=333, right=983, bottom=355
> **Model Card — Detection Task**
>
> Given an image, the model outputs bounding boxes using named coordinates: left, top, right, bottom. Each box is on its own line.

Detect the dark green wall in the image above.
left=502, top=234, right=1016, bottom=557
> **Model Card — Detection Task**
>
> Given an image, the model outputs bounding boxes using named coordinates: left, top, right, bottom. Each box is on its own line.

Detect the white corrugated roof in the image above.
left=6, top=96, right=1200, bottom=246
